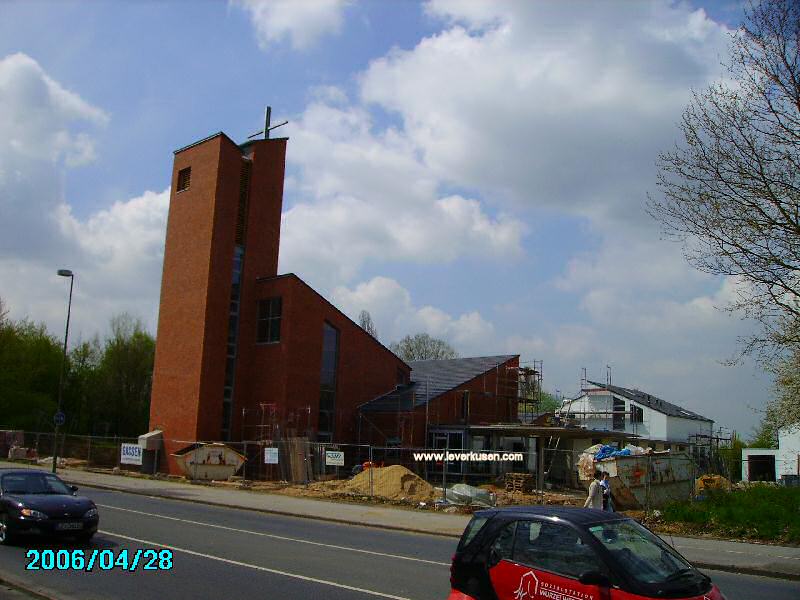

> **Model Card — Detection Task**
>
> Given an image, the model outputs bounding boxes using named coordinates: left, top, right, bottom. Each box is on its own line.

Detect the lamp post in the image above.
left=52, top=269, right=74, bottom=474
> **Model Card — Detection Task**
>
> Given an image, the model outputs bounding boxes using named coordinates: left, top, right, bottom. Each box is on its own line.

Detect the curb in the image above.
left=0, top=573, right=62, bottom=600
left=692, top=562, right=800, bottom=582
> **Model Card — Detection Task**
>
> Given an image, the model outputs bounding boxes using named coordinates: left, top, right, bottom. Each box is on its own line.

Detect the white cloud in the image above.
left=361, top=0, right=730, bottom=218
left=234, top=0, right=351, bottom=50
left=278, top=101, right=525, bottom=286
left=0, top=52, right=167, bottom=339
left=331, top=276, right=494, bottom=354
left=0, top=53, right=109, bottom=259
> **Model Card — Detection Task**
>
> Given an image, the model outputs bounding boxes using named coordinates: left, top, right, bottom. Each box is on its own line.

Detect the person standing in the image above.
left=584, top=470, right=603, bottom=509
left=600, top=471, right=614, bottom=512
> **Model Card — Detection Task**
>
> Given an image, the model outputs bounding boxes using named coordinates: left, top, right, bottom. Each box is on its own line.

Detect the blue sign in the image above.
left=53, top=411, right=66, bottom=427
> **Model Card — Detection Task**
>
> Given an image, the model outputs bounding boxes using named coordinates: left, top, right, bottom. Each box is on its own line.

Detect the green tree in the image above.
left=64, top=337, right=103, bottom=434
left=0, top=303, right=62, bottom=431
left=749, top=414, right=779, bottom=449
left=539, top=391, right=561, bottom=413
left=719, top=431, right=748, bottom=481
left=95, top=314, right=155, bottom=437
left=388, top=333, right=459, bottom=361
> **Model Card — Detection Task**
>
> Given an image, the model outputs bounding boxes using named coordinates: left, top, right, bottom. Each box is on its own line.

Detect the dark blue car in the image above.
left=0, top=469, right=99, bottom=545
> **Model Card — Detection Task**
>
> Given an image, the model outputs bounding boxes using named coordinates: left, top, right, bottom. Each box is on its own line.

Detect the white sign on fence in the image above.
left=325, top=450, right=344, bottom=467
left=120, top=443, right=143, bottom=466
left=264, top=447, right=279, bottom=464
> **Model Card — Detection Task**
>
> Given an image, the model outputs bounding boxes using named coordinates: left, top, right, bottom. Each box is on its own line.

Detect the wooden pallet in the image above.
left=505, top=472, right=534, bottom=493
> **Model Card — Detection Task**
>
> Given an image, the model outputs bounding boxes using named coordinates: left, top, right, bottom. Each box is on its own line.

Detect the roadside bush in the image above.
left=662, top=486, right=800, bottom=543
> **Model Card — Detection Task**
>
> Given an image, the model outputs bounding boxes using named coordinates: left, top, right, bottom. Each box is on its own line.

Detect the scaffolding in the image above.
left=240, top=402, right=312, bottom=442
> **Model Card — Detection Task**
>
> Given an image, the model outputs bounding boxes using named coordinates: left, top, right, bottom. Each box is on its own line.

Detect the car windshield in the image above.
left=588, top=520, right=699, bottom=586
left=1, top=473, right=72, bottom=495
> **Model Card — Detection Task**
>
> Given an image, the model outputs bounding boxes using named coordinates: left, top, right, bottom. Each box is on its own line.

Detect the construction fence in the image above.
left=2, top=431, right=794, bottom=508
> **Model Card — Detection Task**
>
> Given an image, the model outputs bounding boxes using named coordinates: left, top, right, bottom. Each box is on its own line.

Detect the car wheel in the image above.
left=0, top=514, right=15, bottom=546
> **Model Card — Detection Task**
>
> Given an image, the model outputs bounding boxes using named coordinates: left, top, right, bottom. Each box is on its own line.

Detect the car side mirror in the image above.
left=69, top=485, right=79, bottom=495
left=578, top=571, right=610, bottom=587
left=488, top=548, right=502, bottom=567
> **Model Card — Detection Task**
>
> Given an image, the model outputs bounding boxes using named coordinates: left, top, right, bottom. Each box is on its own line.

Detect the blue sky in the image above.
left=0, top=0, right=770, bottom=435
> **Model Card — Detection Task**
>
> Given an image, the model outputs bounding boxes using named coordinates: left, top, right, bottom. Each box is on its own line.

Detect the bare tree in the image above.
left=649, top=0, right=800, bottom=356
left=358, top=309, right=378, bottom=338
left=389, top=333, right=459, bottom=361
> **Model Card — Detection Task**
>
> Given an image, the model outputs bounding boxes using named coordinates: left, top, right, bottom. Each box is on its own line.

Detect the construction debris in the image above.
left=504, top=472, right=534, bottom=494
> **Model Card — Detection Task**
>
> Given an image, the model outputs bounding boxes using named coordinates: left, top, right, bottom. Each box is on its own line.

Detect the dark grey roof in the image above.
left=359, top=355, right=517, bottom=413
left=410, top=355, right=517, bottom=402
left=587, top=381, right=713, bottom=423
left=358, top=383, right=418, bottom=413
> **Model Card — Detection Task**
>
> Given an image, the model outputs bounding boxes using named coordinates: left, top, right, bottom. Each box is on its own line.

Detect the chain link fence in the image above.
left=3, top=430, right=794, bottom=509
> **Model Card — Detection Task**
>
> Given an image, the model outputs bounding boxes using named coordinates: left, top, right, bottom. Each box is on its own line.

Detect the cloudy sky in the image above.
left=0, top=0, right=769, bottom=435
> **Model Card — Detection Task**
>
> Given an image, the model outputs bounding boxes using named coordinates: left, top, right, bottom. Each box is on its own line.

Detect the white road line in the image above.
left=97, top=504, right=450, bottom=566
left=100, top=530, right=413, bottom=600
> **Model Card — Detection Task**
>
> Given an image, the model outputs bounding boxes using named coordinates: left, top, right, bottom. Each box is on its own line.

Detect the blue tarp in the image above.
left=594, top=445, right=631, bottom=461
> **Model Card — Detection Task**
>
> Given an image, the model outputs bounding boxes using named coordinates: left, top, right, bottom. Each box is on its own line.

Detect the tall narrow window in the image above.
left=318, top=322, right=339, bottom=441
left=256, top=297, right=282, bottom=343
left=177, top=167, right=191, bottom=192
left=461, top=390, right=470, bottom=422
left=613, top=397, right=626, bottom=430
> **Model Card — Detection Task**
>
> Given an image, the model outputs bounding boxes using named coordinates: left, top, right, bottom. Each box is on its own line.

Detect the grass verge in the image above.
left=661, top=485, right=800, bottom=544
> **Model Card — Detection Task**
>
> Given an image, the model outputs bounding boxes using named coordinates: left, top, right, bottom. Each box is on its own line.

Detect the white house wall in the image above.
left=778, top=424, right=800, bottom=477
left=562, top=391, right=712, bottom=445
left=667, top=416, right=713, bottom=444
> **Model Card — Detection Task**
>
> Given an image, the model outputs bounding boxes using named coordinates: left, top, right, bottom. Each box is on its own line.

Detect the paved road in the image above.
left=0, top=487, right=796, bottom=600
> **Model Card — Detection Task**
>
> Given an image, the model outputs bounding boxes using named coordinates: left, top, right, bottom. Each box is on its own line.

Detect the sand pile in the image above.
left=342, top=465, right=436, bottom=501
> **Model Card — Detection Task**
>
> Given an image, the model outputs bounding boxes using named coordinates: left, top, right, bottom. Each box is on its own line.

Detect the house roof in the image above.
left=359, top=355, right=518, bottom=414
left=409, top=355, right=517, bottom=401
left=586, top=381, right=713, bottom=423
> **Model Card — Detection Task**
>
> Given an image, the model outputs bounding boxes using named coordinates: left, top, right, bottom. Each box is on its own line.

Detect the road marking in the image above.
left=97, top=504, right=450, bottom=566
left=100, top=530, right=413, bottom=600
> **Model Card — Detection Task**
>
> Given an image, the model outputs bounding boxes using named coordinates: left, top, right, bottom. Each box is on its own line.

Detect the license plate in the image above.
left=56, top=522, right=83, bottom=531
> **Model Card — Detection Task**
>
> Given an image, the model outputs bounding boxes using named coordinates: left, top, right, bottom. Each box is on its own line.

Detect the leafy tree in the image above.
left=719, top=431, right=748, bottom=481
left=389, top=333, right=459, bottom=361
left=539, top=391, right=561, bottom=413
left=95, top=314, right=155, bottom=437
left=749, top=412, right=779, bottom=448
left=0, top=307, right=62, bottom=431
left=64, top=337, right=103, bottom=434
left=649, top=0, right=800, bottom=359
left=358, top=309, right=378, bottom=338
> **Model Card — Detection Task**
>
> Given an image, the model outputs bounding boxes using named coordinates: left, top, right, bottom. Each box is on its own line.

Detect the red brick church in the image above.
left=148, top=128, right=518, bottom=473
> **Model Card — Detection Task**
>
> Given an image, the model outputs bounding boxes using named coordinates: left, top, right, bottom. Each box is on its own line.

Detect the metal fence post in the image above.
left=87, top=436, right=92, bottom=467
left=369, top=445, right=374, bottom=497
left=442, top=437, right=449, bottom=503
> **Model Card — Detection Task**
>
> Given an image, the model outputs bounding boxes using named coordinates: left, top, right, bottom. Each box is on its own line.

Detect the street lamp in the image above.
left=52, top=269, right=74, bottom=473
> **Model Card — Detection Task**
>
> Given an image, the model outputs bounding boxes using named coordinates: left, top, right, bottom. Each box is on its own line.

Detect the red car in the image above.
left=448, top=506, right=725, bottom=600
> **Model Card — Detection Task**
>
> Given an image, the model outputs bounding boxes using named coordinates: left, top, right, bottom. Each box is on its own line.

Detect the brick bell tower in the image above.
left=148, top=121, right=287, bottom=469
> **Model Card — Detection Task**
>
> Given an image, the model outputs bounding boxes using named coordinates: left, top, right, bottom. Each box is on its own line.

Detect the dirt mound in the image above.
left=342, top=465, right=436, bottom=501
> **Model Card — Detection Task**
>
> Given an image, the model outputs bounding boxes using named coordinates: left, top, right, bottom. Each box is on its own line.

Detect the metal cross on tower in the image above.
left=248, top=106, right=288, bottom=140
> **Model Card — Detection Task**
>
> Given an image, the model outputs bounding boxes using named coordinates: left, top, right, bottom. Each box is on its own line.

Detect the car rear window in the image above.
left=458, top=516, right=489, bottom=549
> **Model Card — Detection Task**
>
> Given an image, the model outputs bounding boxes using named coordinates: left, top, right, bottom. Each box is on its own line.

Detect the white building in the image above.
left=559, top=382, right=714, bottom=452
left=741, top=424, right=800, bottom=483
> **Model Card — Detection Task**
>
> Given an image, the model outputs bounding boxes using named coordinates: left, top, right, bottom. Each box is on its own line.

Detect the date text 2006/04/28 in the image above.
left=25, top=549, right=173, bottom=572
